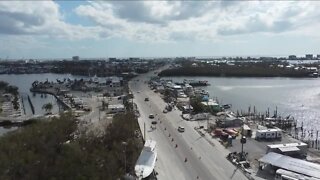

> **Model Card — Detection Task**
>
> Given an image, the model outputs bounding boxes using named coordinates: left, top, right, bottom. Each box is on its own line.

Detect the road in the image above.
left=129, top=70, right=248, bottom=180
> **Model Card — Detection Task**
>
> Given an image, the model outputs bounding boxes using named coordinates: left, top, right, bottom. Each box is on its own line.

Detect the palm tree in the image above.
left=42, top=103, right=53, bottom=114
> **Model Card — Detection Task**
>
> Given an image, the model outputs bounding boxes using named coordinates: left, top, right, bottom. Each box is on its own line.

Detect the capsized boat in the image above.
left=135, top=140, right=157, bottom=179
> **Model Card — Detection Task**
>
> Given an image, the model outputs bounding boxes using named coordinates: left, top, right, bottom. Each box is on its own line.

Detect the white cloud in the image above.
left=74, top=1, right=320, bottom=42
left=0, top=1, right=101, bottom=40
left=1, top=0, right=320, bottom=44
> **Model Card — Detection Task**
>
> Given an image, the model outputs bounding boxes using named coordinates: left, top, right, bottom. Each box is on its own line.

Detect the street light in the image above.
left=122, top=141, right=128, bottom=173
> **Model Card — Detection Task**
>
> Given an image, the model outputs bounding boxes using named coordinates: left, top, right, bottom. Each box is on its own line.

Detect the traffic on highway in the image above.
left=129, top=69, right=248, bottom=180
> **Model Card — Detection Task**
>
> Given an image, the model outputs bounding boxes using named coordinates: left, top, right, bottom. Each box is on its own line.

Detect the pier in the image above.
left=27, top=95, right=35, bottom=115
left=29, top=88, right=71, bottom=110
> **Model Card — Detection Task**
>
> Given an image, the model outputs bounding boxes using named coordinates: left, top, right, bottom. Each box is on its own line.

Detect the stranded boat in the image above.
left=135, top=140, right=157, bottom=179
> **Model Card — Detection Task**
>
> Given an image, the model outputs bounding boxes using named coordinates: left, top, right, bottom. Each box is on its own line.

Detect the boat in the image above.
left=183, top=79, right=209, bottom=86
left=135, top=140, right=157, bottom=179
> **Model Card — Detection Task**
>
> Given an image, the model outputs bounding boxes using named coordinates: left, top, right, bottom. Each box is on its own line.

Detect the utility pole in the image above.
left=122, top=142, right=128, bottom=173
left=240, top=123, right=246, bottom=161
left=144, top=122, right=146, bottom=140
left=98, top=106, right=101, bottom=121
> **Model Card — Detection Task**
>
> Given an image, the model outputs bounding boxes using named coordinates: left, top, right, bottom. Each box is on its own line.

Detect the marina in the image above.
left=148, top=74, right=320, bottom=179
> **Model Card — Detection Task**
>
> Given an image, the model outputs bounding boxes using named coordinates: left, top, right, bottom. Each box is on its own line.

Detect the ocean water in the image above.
left=168, top=76, right=320, bottom=131
left=0, top=73, right=83, bottom=134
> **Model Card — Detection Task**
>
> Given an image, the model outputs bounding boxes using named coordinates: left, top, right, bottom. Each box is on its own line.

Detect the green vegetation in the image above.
left=190, top=96, right=205, bottom=113
left=42, top=103, right=53, bottom=113
left=0, top=81, right=19, bottom=111
left=159, top=62, right=313, bottom=77
left=0, top=112, right=142, bottom=179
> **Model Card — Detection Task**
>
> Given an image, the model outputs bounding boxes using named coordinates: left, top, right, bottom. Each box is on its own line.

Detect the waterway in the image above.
left=0, top=73, right=84, bottom=134
left=167, top=76, right=320, bottom=131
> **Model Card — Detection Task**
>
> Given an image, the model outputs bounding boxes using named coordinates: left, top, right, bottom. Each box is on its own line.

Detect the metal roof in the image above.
left=278, top=146, right=300, bottom=152
left=267, top=142, right=307, bottom=149
left=259, top=152, right=320, bottom=178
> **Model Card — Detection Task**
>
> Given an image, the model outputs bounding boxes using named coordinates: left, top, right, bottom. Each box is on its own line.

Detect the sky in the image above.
left=1, top=0, right=320, bottom=59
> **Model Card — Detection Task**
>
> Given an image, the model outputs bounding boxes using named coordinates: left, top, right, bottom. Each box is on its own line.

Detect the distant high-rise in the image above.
left=317, top=54, right=320, bottom=59
left=305, top=54, right=313, bottom=60
left=72, top=56, right=80, bottom=61
left=288, top=55, right=297, bottom=60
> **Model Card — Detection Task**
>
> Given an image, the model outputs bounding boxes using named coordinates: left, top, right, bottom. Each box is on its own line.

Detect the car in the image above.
left=178, top=126, right=185, bottom=132
left=163, top=109, right=168, bottom=113
left=144, top=97, right=149, bottom=101
left=151, top=121, right=157, bottom=125
left=137, top=91, right=140, bottom=93
left=149, top=114, right=155, bottom=119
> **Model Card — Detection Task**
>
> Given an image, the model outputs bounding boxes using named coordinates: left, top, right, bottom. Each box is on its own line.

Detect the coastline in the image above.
left=159, top=66, right=315, bottom=78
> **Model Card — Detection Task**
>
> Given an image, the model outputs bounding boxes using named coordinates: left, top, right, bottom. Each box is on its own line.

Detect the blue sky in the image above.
left=0, top=1, right=320, bottom=59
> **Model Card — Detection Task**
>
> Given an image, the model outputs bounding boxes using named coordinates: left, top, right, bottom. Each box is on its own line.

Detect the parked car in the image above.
left=149, top=114, right=155, bottom=119
left=178, top=126, right=185, bottom=132
left=144, top=97, right=149, bottom=101
left=151, top=121, right=157, bottom=125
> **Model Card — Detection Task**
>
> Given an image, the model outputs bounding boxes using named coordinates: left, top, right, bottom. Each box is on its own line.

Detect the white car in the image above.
left=149, top=114, right=155, bottom=119
left=178, top=126, right=185, bottom=132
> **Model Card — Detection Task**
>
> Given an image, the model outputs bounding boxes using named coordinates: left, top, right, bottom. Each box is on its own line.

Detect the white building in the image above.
left=107, top=104, right=125, bottom=113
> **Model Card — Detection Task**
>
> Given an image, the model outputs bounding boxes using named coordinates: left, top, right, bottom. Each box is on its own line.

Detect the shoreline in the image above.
left=159, top=66, right=317, bottom=78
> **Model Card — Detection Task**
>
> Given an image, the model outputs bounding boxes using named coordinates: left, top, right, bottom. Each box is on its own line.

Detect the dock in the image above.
left=29, top=88, right=71, bottom=110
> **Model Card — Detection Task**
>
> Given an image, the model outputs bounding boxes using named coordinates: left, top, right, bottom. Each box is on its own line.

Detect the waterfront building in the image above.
left=288, top=55, right=297, bottom=60
left=306, top=54, right=313, bottom=60
left=72, top=56, right=80, bottom=61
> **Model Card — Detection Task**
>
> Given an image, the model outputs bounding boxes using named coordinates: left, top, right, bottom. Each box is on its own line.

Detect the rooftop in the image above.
left=259, top=152, right=320, bottom=178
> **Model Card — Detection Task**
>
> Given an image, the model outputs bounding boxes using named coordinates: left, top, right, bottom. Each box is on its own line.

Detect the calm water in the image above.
left=168, top=77, right=320, bottom=131
left=0, top=73, right=83, bottom=134
left=2, top=74, right=320, bottom=134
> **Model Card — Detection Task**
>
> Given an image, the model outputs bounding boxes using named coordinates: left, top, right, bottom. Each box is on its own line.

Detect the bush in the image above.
left=0, top=112, right=142, bottom=179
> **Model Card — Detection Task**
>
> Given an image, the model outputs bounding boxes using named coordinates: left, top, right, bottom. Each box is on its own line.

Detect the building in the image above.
left=259, top=152, right=320, bottom=179
left=216, top=116, right=243, bottom=128
left=288, top=55, right=297, bottom=60
left=266, top=142, right=307, bottom=158
left=201, top=99, right=221, bottom=112
left=306, top=54, right=313, bottom=60
left=317, top=54, right=320, bottom=59
left=107, top=104, right=125, bottom=113
left=72, top=56, right=80, bottom=61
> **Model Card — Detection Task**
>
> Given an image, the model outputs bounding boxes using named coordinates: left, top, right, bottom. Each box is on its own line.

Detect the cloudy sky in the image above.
left=1, top=1, right=320, bottom=59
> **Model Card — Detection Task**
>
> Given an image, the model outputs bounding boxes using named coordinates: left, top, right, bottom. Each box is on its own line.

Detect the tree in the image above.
left=0, top=81, right=8, bottom=89
left=190, top=96, right=204, bottom=113
left=12, top=96, right=19, bottom=110
left=5, top=85, right=18, bottom=96
left=42, top=103, right=53, bottom=113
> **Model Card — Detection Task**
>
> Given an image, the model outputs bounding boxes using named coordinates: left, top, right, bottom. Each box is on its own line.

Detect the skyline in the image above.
left=1, top=1, right=320, bottom=59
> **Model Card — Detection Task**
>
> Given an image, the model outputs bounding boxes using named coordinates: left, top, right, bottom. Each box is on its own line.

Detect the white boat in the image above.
left=135, top=140, right=157, bottom=179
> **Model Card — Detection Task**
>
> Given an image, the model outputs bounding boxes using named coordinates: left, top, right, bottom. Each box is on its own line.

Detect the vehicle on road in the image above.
left=178, top=126, right=185, bottom=132
left=149, top=114, right=155, bottom=119
left=145, top=97, right=149, bottom=101
left=163, top=109, right=168, bottom=113
left=151, top=121, right=157, bottom=125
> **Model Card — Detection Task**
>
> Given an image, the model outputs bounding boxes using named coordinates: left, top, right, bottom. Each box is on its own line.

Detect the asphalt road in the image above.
left=129, top=70, right=248, bottom=180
